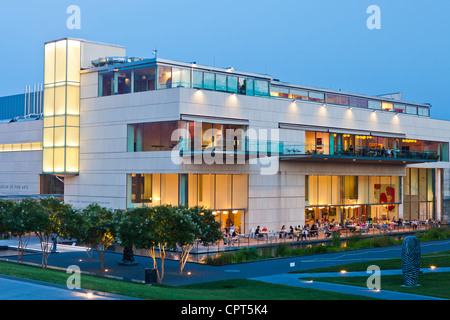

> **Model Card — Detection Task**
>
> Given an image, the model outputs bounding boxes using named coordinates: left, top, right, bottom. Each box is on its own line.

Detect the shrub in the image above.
left=274, top=243, right=291, bottom=257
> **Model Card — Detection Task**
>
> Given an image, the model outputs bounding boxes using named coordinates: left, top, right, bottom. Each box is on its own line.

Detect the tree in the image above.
left=78, top=203, right=118, bottom=272
left=169, top=206, right=222, bottom=274
left=116, top=209, right=139, bottom=265
left=0, top=200, right=15, bottom=239
left=37, top=197, right=73, bottom=269
left=4, top=199, right=36, bottom=262
left=130, top=205, right=172, bottom=284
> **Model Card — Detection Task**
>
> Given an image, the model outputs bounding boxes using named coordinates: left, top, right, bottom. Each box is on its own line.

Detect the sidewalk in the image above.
left=250, top=268, right=450, bottom=300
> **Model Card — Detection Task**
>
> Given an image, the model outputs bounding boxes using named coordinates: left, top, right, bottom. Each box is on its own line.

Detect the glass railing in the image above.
left=177, top=139, right=282, bottom=156
left=281, top=144, right=440, bottom=161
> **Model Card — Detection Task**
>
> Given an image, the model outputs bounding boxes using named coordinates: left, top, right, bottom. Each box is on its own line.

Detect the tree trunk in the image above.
left=122, top=246, right=135, bottom=263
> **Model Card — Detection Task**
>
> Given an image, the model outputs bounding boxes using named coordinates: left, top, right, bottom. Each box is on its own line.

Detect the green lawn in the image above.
left=0, top=261, right=374, bottom=300
left=294, top=250, right=450, bottom=299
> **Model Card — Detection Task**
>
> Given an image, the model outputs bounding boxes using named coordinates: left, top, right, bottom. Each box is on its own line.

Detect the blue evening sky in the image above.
left=1, top=0, right=449, bottom=120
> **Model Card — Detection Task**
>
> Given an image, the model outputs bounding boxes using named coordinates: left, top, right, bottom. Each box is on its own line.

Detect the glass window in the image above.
left=215, top=74, right=227, bottom=91
left=406, top=105, right=417, bottom=115
left=254, top=80, right=269, bottom=96
left=158, top=66, right=172, bottom=89
left=382, top=102, right=394, bottom=112
left=99, top=72, right=114, bottom=96
left=134, top=66, right=156, bottom=92
left=142, top=122, right=161, bottom=151
left=238, top=78, right=247, bottom=95
left=326, top=93, right=349, bottom=106
left=172, top=68, right=191, bottom=88
left=418, top=107, right=429, bottom=117
left=161, top=121, right=178, bottom=151
left=270, top=86, right=289, bottom=98
left=227, top=76, right=238, bottom=93
left=368, top=100, right=381, bottom=110
left=308, top=91, right=325, bottom=102
left=349, top=97, right=368, bottom=108
left=203, top=72, right=215, bottom=90
left=289, top=89, right=308, bottom=100
left=246, top=79, right=255, bottom=96
left=394, top=104, right=406, bottom=113
left=193, top=71, right=203, bottom=89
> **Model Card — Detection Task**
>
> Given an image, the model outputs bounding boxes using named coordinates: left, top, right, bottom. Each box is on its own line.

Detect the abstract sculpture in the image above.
left=401, top=236, right=421, bottom=287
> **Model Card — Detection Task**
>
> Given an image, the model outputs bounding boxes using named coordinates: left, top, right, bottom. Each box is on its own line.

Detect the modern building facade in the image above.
left=1, top=38, right=449, bottom=234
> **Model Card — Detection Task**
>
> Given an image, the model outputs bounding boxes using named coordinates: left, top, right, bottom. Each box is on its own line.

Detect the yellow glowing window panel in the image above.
left=53, top=148, right=65, bottom=173
left=66, top=86, right=80, bottom=115
left=54, top=86, right=66, bottom=116
left=44, top=116, right=54, bottom=128
left=66, top=115, right=80, bottom=127
left=44, top=87, right=55, bottom=117
left=65, top=148, right=79, bottom=173
left=54, top=127, right=66, bottom=147
left=43, top=148, right=54, bottom=173
left=382, top=102, right=393, bottom=111
left=43, top=128, right=54, bottom=148
left=67, top=40, right=81, bottom=83
left=7, top=143, right=41, bottom=152
left=54, top=116, right=66, bottom=127
left=44, top=42, right=56, bottom=85
left=55, top=40, right=67, bottom=83
left=66, top=127, right=80, bottom=147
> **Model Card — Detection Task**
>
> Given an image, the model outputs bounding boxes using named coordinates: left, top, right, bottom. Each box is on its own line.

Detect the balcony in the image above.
left=280, top=144, right=441, bottom=164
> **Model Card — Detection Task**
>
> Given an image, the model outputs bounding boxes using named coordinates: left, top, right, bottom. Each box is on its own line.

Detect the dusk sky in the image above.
left=1, top=0, right=449, bottom=120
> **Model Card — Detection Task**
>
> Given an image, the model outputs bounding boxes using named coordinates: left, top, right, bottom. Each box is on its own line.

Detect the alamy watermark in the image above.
left=367, top=5, right=381, bottom=30
left=67, top=5, right=81, bottom=30
left=366, top=265, right=381, bottom=290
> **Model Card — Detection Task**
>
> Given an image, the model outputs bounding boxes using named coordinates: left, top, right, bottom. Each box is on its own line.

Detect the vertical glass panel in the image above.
left=419, top=168, right=427, bottom=201
left=161, top=121, right=178, bottom=151
left=215, top=175, right=232, bottom=209
left=54, top=86, right=66, bottom=116
left=394, top=104, right=406, bottom=113
left=173, top=68, right=191, bottom=88
left=198, top=174, right=214, bottom=209
left=290, top=89, right=308, bottom=100
left=203, top=72, right=215, bottom=90
left=161, top=174, right=178, bottom=206
left=215, top=74, right=227, bottom=91
left=66, top=115, right=80, bottom=127
left=227, top=76, right=238, bottom=93
left=116, top=70, right=132, bottom=94
left=55, top=40, right=67, bottom=83
left=54, top=116, right=66, bottom=127
left=44, top=116, right=54, bottom=128
left=427, top=169, right=434, bottom=201
left=188, top=174, right=198, bottom=208
left=43, top=148, right=54, bottom=173
left=309, top=176, right=318, bottom=205
left=53, top=148, right=65, bottom=172
left=99, top=72, right=114, bottom=96
left=349, top=97, right=368, bottom=108
left=43, top=128, right=54, bottom=148
left=193, top=71, right=203, bottom=89
left=317, top=176, right=331, bottom=205
left=232, top=175, right=248, bottom=209
left=67, top=40, right=81, bottom=83
left=134, top=66, right=156, bottom=92
left=65, top=147, right=79, bottom=173
left=152, top=174, right=161, bottom=206
left=66, top=127, right=79, bottom=147
left=66, top=86, right=80, bottom=115
left=43, top=87, right=55, bottom=116
left=142, top=122, right=161, bottom=151
left=158, top=66, right=172, bottom=89
left=369, top=176, right=380, bottom=204
left=54, top=127, right=66, bottom=147
left=254, top=80, right=269, bottom=96
left=44, top=42, right=56, bottom=85
left=238, top=78, right=247, bottom=95
left=246, top=79, right=254, bottom=96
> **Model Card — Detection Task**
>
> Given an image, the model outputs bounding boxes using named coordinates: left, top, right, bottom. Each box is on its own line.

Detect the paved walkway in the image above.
left=0, top=274, right=135, bottom=300
left=1, top=237, right=449, bottom=300
left=250, top=267, right=450, bottom=300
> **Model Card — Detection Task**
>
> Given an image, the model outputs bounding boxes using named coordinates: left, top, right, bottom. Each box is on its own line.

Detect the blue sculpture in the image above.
left=401, top=236, right=421, bottom=287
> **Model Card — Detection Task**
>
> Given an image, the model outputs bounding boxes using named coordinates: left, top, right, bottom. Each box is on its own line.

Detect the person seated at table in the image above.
left=345, top=220, right=356, bottom=232
left=279, top=225, right=287, bottom=238
left=293, top=227, right=300, bottom=241
left=261, top=226, right=268, bottom=233
left=288, top=226, right=294, bottom=239
left=310, top=223, right=318, bottom=237
left=255, top=226, right=262, bottom=238
left=301, top=226, right=309, bottom=240
left=324, top=226, right=332, bottom=238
